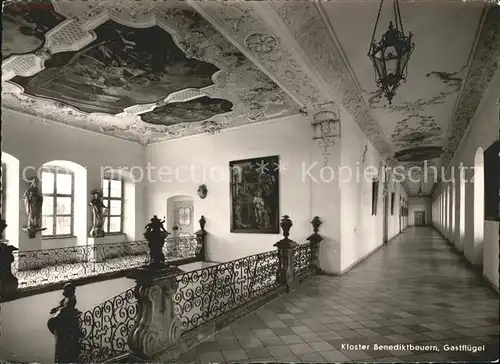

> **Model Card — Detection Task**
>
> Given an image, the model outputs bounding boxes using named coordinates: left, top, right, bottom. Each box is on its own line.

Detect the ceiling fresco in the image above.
left=2, top=2, right=65, bottom=58
left=141, top=97, right=233, bottom=126
left=1, top=1, right=298, bottom=143
left=12, top=20, right=222, bottom=115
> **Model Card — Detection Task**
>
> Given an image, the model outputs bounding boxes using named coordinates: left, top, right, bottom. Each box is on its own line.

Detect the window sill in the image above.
left=42, top=235, right=77, bottom=240
left=42, top=236, right=78, bottom=250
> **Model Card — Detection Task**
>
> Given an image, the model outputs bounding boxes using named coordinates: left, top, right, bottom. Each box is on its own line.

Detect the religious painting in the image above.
left=230, top=156, right=280, bottom=233
left=372, top=178, right=379, bottom=216
left=12, top=20, right=220, bottom=115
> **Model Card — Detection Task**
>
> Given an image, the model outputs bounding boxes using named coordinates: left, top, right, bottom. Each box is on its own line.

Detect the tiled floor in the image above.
left=177, top=227, right=499, bottom=363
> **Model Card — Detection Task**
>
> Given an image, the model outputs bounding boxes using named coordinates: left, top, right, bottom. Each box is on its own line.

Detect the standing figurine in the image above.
left=89, top=189, right=108, bottom=238
left=22, top=178, right=45, bottom=238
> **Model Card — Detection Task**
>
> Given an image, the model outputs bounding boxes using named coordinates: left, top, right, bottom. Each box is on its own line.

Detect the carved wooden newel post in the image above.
left=127, top=215, right=183, bottom=359
left=307, top=216, right=323, bottom=274
left=195, top=215, right=207, bottom=261
left=274, top=215, right=298, bottom=292
left=47, top=283, right=83, bottom=363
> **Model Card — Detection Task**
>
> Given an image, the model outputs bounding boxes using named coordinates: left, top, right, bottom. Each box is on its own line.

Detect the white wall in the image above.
left=0, top=278, right=134, bottom=364
left=1, top=108, right=147, bottom=250
left=146, top=111, right=409, bottom=273
left=432, top=70, right=499, bottom=290
left=146, top=115, right=315, bottom=263
left=339, top=109, right=408, bottom=272
left=408, top=197, right=432, bottom=226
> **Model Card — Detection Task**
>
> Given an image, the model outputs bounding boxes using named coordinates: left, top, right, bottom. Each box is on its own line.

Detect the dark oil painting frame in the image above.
left=230, top=156, right=280, bottom=234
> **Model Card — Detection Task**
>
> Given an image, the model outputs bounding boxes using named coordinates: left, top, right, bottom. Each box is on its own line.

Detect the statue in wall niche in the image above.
left=89, top=189, right=108, bottom=238
left=22, top=178, right=46, bottom=238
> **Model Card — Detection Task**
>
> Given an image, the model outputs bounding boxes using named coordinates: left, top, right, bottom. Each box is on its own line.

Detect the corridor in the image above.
left=177, top=227, right=499, bottom=363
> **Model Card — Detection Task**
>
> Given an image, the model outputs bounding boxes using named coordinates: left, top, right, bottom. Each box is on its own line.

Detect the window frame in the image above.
left=41, top=167, right=75, bottom=238
left=102, top=176, right=124, bottom=235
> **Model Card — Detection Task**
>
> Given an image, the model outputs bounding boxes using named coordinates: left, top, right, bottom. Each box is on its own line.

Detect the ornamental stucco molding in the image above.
left=188, top=1, right=322, bottom=107
left=2, top=0, right=297, bottom=143
left=442, top=5, right=500, bottom=168
left=270, top=2, right=393, bottom=158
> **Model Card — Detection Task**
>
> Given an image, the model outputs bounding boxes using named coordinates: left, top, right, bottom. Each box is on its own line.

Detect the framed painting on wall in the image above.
left=230, top=155, right=280, bottom=233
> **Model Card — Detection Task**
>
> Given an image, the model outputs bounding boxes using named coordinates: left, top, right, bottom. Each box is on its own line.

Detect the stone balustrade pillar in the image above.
left=195, top=215, right=207, bottom=261
left=127, top=265, right=183, bottom=359
left=273, top=215, right=298, bottom=292
left=307, top=216, right=323, bottom=274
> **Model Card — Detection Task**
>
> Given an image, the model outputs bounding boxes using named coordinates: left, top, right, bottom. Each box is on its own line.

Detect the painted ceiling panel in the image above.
left=12, top=21, right=222, bottom=115
left=1, top=1, right=299, bottom=143
left=141, top=97, right=233, bottom=125
left=2, top=2, right=65, bottom=58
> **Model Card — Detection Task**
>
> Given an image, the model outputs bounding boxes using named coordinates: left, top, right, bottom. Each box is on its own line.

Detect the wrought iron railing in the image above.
left=13, top=236, right=200, bottom=289
left=77, top=287, right=137, bottom=363
left=48, top=215, right=323, bottom=364
left=293, top=242, right=313, bottom=278
left=74, top=249, right=280, bottom=362
left=174, top=249, right=280, bottom=332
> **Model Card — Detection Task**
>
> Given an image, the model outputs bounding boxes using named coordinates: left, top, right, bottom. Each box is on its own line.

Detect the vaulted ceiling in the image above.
left=2, top=0, right=499, bottom=196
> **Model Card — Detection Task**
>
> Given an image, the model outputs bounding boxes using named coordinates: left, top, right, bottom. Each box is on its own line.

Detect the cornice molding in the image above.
left=442, top=5, right=500, bottom=169
left=1, top=106, right=143, bottom=145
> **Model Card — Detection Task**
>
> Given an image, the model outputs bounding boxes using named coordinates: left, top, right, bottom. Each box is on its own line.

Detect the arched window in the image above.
left=102, top=176, right=124, bottom=234
left=473, top=147, right=485, bottom=255
left=459, top=168, right=466, bottom=245
left=451, top=181, right=456, bottom=237
left=440, top=194, right=444, bottom=229
left=41, top=167, right=74, bottom=237
left=445, top=189, right=449, bottom=231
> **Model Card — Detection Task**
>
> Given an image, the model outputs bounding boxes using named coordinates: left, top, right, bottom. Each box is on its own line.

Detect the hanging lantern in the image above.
left=368, top=0, right=415, bottom=104
left=418, top=183, right=423, bottom=197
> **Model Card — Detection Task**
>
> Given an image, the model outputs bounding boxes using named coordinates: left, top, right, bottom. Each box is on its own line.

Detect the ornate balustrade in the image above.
left=11, top=235, right=201, bottom=291
left=77, top=287, right=138, bottom=363
left=47, top=215, right=323, bottom=363
left=293, top=242, right=313, bottom=278
left=174, top=249, right=280, bottom=332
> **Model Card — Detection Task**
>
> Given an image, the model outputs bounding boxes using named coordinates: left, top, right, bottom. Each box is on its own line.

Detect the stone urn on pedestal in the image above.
left=143, top=215, right=169, bottom=267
